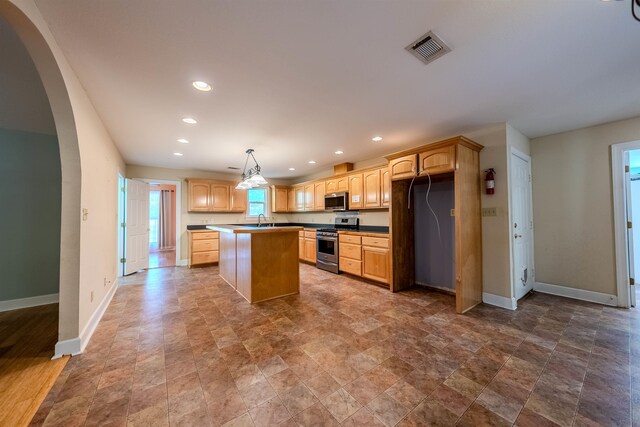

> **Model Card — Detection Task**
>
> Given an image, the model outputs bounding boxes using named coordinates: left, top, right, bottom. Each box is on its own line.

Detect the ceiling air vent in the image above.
left=405, top=31, right=450, bottom=65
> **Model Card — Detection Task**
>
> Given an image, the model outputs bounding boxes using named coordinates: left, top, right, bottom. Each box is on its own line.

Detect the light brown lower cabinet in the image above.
left=188, top=230, right=219, bottom=267
left=299, top=229, right=317, bottom=263
left=338, top=233, right=389, bottom=284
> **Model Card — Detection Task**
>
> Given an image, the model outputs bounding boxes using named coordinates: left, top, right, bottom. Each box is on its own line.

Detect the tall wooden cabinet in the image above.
left=385, top=136, right=483, bottom=314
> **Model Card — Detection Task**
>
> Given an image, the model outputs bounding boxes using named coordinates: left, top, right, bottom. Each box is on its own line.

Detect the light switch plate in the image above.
left=482, top=207, right=497, bottom=217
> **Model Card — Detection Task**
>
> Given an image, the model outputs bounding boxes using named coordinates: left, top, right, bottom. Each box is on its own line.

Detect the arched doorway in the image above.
left=0, top=1, right=81, bottom=350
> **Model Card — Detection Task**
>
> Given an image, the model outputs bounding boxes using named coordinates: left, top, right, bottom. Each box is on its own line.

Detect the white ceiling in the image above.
left=29, top=0, right=640, bottom=178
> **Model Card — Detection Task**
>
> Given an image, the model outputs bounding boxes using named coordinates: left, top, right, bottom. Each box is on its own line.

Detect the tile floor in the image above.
left=31, top=264, right=639, bottom=426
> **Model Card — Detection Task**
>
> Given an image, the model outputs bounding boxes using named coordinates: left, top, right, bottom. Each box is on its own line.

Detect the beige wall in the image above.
left=531, top=116, right=640, bottom=295
left=5, top=0, right=125, bottom=344
left=464, top=124, right=512, bottom=299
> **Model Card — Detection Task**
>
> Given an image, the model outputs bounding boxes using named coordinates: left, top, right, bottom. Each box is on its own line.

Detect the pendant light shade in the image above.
left=236, top=149, right=268, bottom=190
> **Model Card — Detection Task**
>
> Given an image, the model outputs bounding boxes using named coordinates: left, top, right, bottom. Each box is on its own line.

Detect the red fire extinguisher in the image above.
left=485, top=168, right=495, bottom=195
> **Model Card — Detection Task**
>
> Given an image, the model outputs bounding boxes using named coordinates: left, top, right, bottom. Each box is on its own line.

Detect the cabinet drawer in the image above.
left=304, top=231, right=317, bottom=238
left=192, top=231, right=219, bottom=240
left=192, top=239, right=219, bottom=252
left=192, top=251, right=218, bottom=265
left=339, top=234, right=361, bottom=245
left=340, top=242, right=361, bottom=260
left=339, top=257, right=362, bottom=276
left=299, top=231, right=305, bottom=238
left=362, top=236, right=389, bottom=249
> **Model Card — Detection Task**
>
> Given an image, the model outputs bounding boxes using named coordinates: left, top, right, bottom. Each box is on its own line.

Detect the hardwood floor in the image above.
left=30, top=265, right=640, bottom=426
left=149, top=243, right=176, bottom=269
left=0, top=304, right=68, bottom=427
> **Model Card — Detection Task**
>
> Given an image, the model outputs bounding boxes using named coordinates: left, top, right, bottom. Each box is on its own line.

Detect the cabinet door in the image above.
left=362, top=246, right=390, bottom=284
left=381, top=167, right=390, bottom=207
left=188, top=181, right=211, bottom=212
left=295, top=187, right=305, bottom=211
left=299, top=237, right=305, bottom=259
left=337, top=177, right=348, bottom=192
left=363, top=169, right=381, bottom=208
left=389, top=154, right=417, bottom=180
left=271, top=186, right=289, bottom=213
left=348, top=173, right=363, bottom=209
left=314, top=182, right=325, bottom=210
left=419, top=146, right=455, bottom=175
left=288, top=189, right=296, bottom=212
left=210, top=184, right=230, bottom=211
left=326, top=179, right=338, bottom=193
left=304, top=184, right=315, bottom=210
left=305, top=238, right=317, bottom=263
left=230, top=188, right=247, bottom=212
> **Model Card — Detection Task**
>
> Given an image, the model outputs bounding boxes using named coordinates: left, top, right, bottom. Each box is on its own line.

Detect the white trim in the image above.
left=0, top=293, right=59, bottom=312
left=177, top=259, right=188, bottom=267
left=611, top=140, right=640, bottom=309
left=53, top=278, right=119, bottom=359
left=482, top=292, right=517, bottom=310
left=534, top=281, right=617, bottom=306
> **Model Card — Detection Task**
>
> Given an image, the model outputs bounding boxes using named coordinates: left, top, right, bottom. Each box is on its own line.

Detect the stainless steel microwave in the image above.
left=324, top=192, right=349, bottom=211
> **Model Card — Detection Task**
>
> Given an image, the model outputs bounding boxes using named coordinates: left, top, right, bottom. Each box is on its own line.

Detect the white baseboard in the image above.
left=0, top=293, right=59, bottom=312
left=534, top=282, right=617, bottom=306
left=483, top=292, right=517, bottom=310
left=53, top=278, right=119, bottom=359
left=177, top=259, right=188, bottom=266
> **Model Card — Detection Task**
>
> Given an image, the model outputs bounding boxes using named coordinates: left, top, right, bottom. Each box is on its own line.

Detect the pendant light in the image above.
left=235, top=149, right=268, bottom=189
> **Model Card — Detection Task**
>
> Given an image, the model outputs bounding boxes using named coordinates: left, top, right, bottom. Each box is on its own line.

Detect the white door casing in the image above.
left=510, top=150, right=534, bottom=300
left=625, top=152, right=636, bottom=307
left=125, top=179, right=149, bottom=275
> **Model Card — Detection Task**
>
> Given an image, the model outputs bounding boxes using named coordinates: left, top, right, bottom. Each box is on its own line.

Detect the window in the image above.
left=247, top=188, right=267, bottom=217
left=149, top=190, right=160, bottom=243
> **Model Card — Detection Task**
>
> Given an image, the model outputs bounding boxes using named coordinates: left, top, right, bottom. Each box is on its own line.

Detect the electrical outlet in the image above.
left=90, top=291, right=94, bottom=302
left=482, top=207, right=497, bottom=217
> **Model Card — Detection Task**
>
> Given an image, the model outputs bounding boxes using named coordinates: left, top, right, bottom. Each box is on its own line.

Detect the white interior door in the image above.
left=625, top=152, right=636, bottom=306
left=124, top=179, right=149, bottom=275
left=511, top=151, right=534, bottom=300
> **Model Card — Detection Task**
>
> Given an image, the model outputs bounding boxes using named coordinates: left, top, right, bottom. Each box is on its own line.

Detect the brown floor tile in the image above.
left=280, top=383, right=318, bottom=415
left=248, top=396, right=291, bottom=427
left=457, top=402, right=511, bottom=427
left=400, top=399, right=458, bottom=426
left=304, top=372, right=341, bottom=400
left=321, top=388, right=362, bottom=422
left=293, top=402, right=339, bottom=426
left=367, top=392, right=410, bottom=427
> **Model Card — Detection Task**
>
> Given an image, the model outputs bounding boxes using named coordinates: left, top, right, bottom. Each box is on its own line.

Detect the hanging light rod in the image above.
left=236, top=149, right=268, bottom=190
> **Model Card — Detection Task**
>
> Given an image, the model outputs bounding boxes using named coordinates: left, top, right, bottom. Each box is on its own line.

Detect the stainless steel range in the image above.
left=316, top=217, right=359, bottom=274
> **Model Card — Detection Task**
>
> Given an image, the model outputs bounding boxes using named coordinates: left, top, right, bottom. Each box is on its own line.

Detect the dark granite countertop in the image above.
left=186, top=222, right=389, bottom=234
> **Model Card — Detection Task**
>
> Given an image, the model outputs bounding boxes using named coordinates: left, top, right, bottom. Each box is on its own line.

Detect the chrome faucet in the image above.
left=258, top=213, right=266, bottom=227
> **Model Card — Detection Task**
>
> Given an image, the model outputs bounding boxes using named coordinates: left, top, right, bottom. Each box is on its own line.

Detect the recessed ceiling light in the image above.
left=173, top=152, right=183, bottom=156
left=192, top=81, right=212, bottom=91
left=335, top=150, right=344, bottom=155
left=372, top=136, right=383, bottom=142
left=308, top=160, right=316, bottom=164
left=182, top=117, right=197, bottom=124
left=289, top=167, right=296, bottom=171
left=177, top=138, right=189, bottom=144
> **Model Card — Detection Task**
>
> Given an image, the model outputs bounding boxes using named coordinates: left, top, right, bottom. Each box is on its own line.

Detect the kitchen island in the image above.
left=206, top=225, right=303, bottom=303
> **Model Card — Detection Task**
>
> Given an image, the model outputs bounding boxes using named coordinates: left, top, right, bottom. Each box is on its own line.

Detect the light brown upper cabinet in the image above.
left=211, top=184, right=230, bottom=211
left=188, top=180, right=211, bottom=212
left=381, top=167, right=390, bottom=207
left=326, top=177, right=348, bottom=193
left=419, top=145, right=456, bottom=175
left=271, top=185, right=289, bottom=213
left=348, top=173, right=364, bottom=209
left=389, top=154, right=417, bottom=180
left=363, top=169, right=381, bottom=208
left=314, top=181, right=325, bottom=210
left=230, top=188, right=247, bottom=212
left=304, top=184, right=314, bottom=210
left=287, top=188, right=295, bottom=212
left=187, top=179, right=246, bottom=213
left=295, top=186, right=305, bottom=211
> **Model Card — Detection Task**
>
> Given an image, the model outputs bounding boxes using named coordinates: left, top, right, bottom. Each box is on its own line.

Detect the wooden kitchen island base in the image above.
left=208, top=225, right=303, bottom=303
